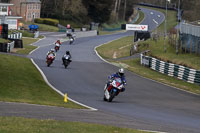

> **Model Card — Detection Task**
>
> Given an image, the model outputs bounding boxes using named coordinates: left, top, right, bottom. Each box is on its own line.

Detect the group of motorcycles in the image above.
left=46, top=38, right=73, bottom=68
left=46, top=35, right=125, bottom=102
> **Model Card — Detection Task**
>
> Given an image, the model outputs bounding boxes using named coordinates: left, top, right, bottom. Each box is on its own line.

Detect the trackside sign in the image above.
left=121, top=24, right=148, bottom=31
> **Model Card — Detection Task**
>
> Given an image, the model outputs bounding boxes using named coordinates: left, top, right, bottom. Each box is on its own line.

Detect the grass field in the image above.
left=0, top=117, right=149, bottom=133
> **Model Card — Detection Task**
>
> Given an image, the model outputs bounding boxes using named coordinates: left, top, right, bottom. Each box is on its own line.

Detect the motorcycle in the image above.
left=103, top=77, right=124, bottom=102
left=62, top=55, right=71, bottom=69
left=69, top=37, right=74, bottom=45
left=54, top=43, right=60, bottom=52
left=46, top=54, right=55, bottom=67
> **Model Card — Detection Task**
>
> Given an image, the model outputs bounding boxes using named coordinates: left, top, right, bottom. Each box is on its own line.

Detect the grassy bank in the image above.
left=0, top=54, right=83, bottom=108
left=138, top=38, right=200, bottom=70
left=96, top=36, right=200, bottom=94
left=97, top=36, right=133, bottom=59
left=0, top=117, right=148, bottom=133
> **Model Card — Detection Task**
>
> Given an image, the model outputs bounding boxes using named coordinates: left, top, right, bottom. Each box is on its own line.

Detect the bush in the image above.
left=19, top=30, right=34, bottom=38
left=34, top=18, right=44, bottom=24
left=35, top=18, right=59, bottom=26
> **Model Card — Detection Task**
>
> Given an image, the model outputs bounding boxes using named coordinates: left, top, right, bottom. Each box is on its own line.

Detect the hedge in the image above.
left=34, top=18, right=59, bottom=26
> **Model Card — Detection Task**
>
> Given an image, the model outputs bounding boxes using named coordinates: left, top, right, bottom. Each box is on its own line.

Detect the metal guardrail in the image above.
left=141, top=54, right=200, bottom=85
left=180, top=23, right=200, bottom=37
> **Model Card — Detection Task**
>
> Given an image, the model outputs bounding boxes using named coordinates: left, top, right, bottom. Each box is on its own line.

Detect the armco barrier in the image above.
left=141, top=54, right=200, bottom=85
left=0, top=41, right=14, bottom=52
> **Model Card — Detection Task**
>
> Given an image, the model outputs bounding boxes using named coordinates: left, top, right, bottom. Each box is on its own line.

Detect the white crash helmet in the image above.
left=118, top=68, right=124, bottom=76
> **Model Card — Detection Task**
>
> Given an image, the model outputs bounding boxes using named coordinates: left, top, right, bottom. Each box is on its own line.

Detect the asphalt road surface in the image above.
left=1, top=8, right=200, bottom=133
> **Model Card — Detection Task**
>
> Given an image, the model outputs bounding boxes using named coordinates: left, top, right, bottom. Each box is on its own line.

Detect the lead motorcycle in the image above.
left=46, top=54, right=55, bottom=67
left=62, top=55, right=71, bottom=69
left=103, top=77, right=124, bottom=102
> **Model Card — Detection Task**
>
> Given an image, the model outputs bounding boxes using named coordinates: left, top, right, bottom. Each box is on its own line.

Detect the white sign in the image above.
left=126, top=24, right=148, bottom=31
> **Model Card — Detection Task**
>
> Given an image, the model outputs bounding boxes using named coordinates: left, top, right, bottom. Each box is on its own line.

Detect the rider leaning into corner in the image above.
left=46, top=48, right=56, bottom=59
left=107, top=68, right=127, bottom=92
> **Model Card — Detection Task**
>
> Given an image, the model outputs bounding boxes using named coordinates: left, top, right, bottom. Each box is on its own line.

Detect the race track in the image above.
left=1, top=8, right=200, bottom=133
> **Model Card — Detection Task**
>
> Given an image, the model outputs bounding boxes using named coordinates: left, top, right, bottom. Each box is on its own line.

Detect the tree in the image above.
left=82, top=0, right=114, bottom=23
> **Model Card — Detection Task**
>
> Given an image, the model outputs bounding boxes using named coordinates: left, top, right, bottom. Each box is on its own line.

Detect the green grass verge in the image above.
left=96, top=36, right=200, bottom=94
left=20, top=21, right=59, bottom=32
left=0, top=117, right=149, bottom=133
left=0, top=54, right=83, bottom=109
left=96, top=36, right=133, bottom=59
left=36, top=23, right=59, bottom=32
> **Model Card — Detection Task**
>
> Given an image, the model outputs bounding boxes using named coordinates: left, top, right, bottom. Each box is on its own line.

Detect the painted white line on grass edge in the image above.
left=30, top=58, right=97, bottom=111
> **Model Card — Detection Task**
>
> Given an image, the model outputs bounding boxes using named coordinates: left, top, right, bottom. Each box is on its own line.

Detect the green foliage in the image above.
left=19, top=30, right=34, bottom=38
left=35, top=18, right=59, bottom=26
left=36, top=23, right=59, bottom=32
left=34, top=18, right=44, bottom=24
left=43, top=18, right=59, bottom=26
left=102, top=21, right=126, bottom=29
left=59, top=20, right=83, bottom=28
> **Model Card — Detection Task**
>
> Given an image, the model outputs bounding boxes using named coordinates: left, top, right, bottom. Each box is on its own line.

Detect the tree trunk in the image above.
left=123, top=0, right=127, bottom=20
left=116, top=0, right=121, bottom=21
left=114, top=0, right=118, bottom=13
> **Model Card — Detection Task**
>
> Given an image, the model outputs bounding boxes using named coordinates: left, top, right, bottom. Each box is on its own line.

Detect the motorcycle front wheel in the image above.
left=64, top=61, right=69, bottom=69
left=47, top=60, right=52, bottom=67
left=108, top=91, right=117, bottom=102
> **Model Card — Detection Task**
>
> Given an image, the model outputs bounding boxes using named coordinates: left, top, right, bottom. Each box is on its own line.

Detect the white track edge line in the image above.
left=30, top=58, right=97, bottom=111
left=28, top=35, right=97, bottom=111
left=139, top=129, right=167, bottom=133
